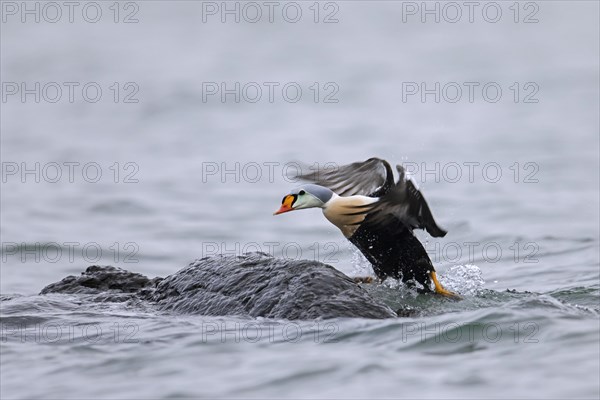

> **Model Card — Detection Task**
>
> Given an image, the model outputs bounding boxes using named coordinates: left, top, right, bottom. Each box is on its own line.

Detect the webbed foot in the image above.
left=430, top=271, right=462, bottom=300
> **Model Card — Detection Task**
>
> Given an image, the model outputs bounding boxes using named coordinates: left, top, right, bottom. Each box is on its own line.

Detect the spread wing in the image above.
left=359, top=165, right=448, bottom=238
left=294, top=157, right=394, bottom=197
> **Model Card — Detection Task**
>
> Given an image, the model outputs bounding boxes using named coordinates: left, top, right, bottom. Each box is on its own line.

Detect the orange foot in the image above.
left=430, top=271, right=462, bottom=300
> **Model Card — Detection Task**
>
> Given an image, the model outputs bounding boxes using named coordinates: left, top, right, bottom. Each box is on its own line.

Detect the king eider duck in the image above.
left=274, top=157, right=459, bottom=299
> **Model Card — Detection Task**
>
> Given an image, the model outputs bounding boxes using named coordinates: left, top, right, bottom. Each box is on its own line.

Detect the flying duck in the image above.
left=274, top=158, right=459, bottom=299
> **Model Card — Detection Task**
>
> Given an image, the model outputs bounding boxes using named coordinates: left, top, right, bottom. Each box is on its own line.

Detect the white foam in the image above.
left=349, top=246, right=375, bottom=277
left=438, top=264, right=485, bottom=296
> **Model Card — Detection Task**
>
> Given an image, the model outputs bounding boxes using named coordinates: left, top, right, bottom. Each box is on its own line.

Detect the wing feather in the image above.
left=359, top=165, right=448, bottom=238
left=294, top=157, right=394, bottom=197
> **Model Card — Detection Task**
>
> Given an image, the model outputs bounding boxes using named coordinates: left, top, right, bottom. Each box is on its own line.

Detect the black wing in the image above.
left=361, top=165, right=447, bottom=238
left=294, top=157, right=394, bottom=197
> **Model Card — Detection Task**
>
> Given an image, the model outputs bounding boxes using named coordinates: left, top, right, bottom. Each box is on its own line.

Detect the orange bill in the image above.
left=273, top=195, right=295, bottom=215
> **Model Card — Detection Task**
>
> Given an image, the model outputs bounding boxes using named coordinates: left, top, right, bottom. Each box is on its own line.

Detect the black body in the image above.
left=349, top=214, right=435, bottom=291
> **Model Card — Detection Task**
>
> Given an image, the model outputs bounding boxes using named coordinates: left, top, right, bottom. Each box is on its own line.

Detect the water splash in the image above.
left=380, top=277, right=421, bottom=299
left=349, top=245, right=374, bottom=277
left=438, top=264, right=485, bottom=296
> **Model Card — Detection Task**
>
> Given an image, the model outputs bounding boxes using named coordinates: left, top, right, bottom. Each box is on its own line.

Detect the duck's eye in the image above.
left=298, top=190, right=306, bottom=195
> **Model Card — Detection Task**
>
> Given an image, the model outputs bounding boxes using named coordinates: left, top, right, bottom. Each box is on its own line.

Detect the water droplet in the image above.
left=438, top=264, right=485, bottom=296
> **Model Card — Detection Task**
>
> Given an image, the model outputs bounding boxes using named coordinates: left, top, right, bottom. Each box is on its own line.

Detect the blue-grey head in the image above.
left=273, top=184, right=334, bottom=215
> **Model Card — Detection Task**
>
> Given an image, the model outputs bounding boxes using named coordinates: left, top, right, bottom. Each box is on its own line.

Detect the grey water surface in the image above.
left=1, top=1, right=599, bottom=399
